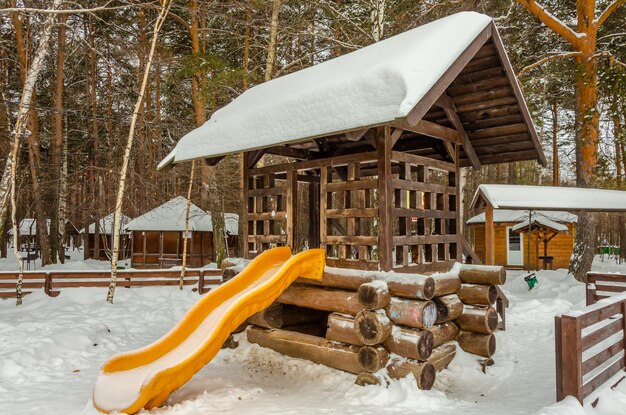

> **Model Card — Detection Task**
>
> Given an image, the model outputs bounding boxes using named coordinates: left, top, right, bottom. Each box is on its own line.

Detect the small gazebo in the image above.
left=82, top=213, right=132, bottom=260
left=125, top=196, right=239, bottom=269
left=470, top=184, right=626, bottom=269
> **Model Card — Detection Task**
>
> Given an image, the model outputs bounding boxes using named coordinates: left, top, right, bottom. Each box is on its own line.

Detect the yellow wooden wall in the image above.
left=471, top=222, right=575, bottom=269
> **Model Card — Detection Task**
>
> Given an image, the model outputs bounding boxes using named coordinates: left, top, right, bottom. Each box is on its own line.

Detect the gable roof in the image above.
left=7, top=218, right=51, bottom=236
left=471, top=184, right=626, bottom=212
left=160, top=12, right=545, bottom=169
left=125, top=196, right=212, bottom=232
left=125, top=196, right=240, bottom=234
left=81, top=213, right=133, bottom=235
left=467, top=209, right=577, bottom=225
left=511, top=215, right=569, bottom=233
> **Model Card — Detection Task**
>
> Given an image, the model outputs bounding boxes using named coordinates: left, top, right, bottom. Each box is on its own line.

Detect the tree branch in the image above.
left=515, top=0, right=582, bottom=47
left=0, top=1, right=156, bottom=14
left=596, top=0, right=626, bottom=27
left=518, top=51, right=582, bottom=77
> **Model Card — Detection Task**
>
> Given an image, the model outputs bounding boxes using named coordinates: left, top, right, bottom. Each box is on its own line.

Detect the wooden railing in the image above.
left=555, top=292, right=626, bottom=403
left=0, top=268, right=222, bottom=299
left=585, top=272, right=626, bottom=306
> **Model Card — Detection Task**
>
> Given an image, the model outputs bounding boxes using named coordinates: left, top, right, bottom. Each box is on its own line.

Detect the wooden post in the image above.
left=320, top=167, right=328, bottom=256
left=308, top=181, right=320, bottom=248
left=286, top=169, right=297, bottom=250
left=557, top=315, right=582, bottom=402
left=484, top=206, right=495, bottom=265
left=241, top=152, right=249, bottom=259
left=455, top=144, right=462, bottom=262
left=377, top=126, right=393, bottom=271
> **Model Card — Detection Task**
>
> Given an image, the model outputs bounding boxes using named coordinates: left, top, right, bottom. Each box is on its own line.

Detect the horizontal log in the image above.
left=457, top=284, right=497, bottom=306
left=459, top=264, right=506, bottom=285
left=248, top=303, right=325, bottom=329
left=386, top=298, right=437, bottom=329
left=247, top=326, right=377, bottom=375
left=298, top=270, right=435, bottom=301
left=431, top=273, right=462, bottom=297
left=326, top=313, right=362, bottom=346
left=433, top=294, right=463, bottom=324
left=384, top=325, right=434, bottom=361
left=277, top=285, right=364, bottom=316
left=427, top=321, right=460, bottom=348
left=387, top=359, right=436, bottom=390
left=427, top=342, right=456, bottom=372
left=358, top=281, right=391, bottom=309
left=455, top=306, right=498, bottom=334
left=358, top=346, right=390, bottom=372
left=457, top=331, right=496, bottom=358
left=354, top=309, right=393, bottom=346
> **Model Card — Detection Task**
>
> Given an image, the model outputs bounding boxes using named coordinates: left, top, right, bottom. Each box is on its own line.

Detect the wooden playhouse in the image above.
left=161, top=12, right=544, bottom=389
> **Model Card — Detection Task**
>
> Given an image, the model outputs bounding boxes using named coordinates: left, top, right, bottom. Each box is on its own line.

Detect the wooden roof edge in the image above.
left=489, top=22, right=547, bottom=168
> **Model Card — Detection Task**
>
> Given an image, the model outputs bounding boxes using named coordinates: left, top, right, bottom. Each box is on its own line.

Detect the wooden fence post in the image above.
left=557, top=315, right=582, bottom=402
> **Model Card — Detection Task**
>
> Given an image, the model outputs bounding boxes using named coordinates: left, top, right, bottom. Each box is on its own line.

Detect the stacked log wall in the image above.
left=239, top=262, right=506, bottom=390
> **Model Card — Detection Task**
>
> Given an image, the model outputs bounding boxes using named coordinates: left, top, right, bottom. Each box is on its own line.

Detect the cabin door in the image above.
left=506, top=227, right=523, bottom=266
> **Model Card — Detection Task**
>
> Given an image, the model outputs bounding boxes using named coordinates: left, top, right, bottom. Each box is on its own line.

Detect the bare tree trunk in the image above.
left=180, top=160, right=195, bottom=288
left=264, top=0, right=282, bottom=81
left=551, top=101, right=559, bottom=186
left=59, top=115, right=68, bottom=262
left=107, top=0, right=172, bottom=303
left=370, top=0, right=386, bottom=42
left=10, top=0, right=63, bottom=304
left=52, top=11, right=67, bottom=263
left=242, top=0, right=252, bottom=90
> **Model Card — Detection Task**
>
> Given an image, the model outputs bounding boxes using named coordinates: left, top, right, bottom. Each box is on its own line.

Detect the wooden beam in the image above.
left=485, top=206, right=495, bottom=265
left=393, top=119, right=461, bottom=144
left=247, top=149, right=266, bottom=168
left=204, top=156, right=224, bottom=166
left=265, top=146, right=311, bottom=160
left=286, top=170, right=297, bottom=250
left=345, top=128, right=369, bottom=142
left=437, top=94, right=481, bottom=170
left=241, top=152, right=249, bottom=258
left=377, top=126, right=393, bottom=271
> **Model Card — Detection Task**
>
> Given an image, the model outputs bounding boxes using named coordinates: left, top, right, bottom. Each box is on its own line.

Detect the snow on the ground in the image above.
left=1, top=256, right=626, bottom=414
left=0, top=248, right=130, bottom=272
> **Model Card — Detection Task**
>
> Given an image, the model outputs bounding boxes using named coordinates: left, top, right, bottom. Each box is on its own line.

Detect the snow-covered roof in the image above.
left=7, top=218, right=51, bottom=236
left=471, top=184, right=626, bottom=212
left=125, top=197, right=239, bottom=235
left=162, top=12, right=539, bottom=168
left=81, top=213, right=132, bottom=235
left=467, top=209, right=577, bottom=225
left=511, top=215, right=569, bottom=233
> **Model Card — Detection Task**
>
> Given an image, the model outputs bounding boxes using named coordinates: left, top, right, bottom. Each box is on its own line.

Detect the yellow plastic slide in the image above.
left=92, top=247, right=324, bottom=414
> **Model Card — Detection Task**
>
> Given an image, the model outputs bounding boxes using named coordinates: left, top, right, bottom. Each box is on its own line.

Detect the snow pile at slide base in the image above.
left=1, top=257, right=626, bottom=414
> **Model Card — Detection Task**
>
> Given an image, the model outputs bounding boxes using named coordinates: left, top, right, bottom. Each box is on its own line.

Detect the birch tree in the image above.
left=107, top=0, right=172, bottom=303
left=9, top=0, right=63, bottom=305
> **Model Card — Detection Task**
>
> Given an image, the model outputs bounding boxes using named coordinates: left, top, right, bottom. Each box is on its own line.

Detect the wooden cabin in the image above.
left=467, top=210, right=576, bottom=269
left=125, top=196, right=239, bottom=269
left=82, top=213, right=132, bottom=261
left=159, top=12, right=546, bottom=274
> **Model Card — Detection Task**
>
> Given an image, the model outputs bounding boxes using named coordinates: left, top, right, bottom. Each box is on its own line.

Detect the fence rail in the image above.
left=555, top=288, right=626, bottom=403
left=586, top=272, right=626, bottom=305
left=0, top=268, right=222, bottom=299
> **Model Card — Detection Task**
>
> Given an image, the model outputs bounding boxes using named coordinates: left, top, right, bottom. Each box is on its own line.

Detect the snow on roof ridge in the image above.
left=162, top=12, right=493, bottom=164
left=467, top=209, right=578, bottom=225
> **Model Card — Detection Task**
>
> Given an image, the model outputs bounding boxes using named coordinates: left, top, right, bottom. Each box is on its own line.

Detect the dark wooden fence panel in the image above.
left=586, top=272, right=626, bottom=305
left=555, top=292, right=626, bottom=403
left=0, top=268, right=223, bottom=299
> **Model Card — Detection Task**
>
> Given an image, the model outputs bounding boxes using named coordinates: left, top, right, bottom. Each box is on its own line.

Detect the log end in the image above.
left=418, top=330, right=434, bottom=361
left=486, top=307, right=499, bottom=333
left=358, top=346, right=390, bottom=372
left=355, top=310, right=392, bottom=346
left=355, top=372, right=382, bottom=386
left=423, top=277, right=436, bottom=300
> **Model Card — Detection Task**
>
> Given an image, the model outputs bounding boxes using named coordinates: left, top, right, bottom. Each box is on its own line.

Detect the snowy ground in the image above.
left=1, top=256, right=626, bottom=414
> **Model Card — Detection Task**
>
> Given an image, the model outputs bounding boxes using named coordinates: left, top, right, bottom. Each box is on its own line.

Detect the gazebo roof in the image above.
left=511, top=215, right=569, bottom=233
left=471, top=184, right=626, bottom=212
left=80, top=213, right=132, bottom=235
left=467, top=209, right=577, bottom=225
left=125, top=196, right=239, bottom=234
left=160, top=12, right=545, bottom=169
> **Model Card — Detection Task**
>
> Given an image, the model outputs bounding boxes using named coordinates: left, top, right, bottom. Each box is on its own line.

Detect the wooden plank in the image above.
left=325, top=258, right=380, bottom=270
left=393, top=235, right=457, bottom=246
left=247, top=211, right=286, bottom=221
left=456, top=97, right=518, bottom=114
left=588, top=273, right=626, bottom=281
left=320, top=167, right=328, bottom=251
left=462, top=150, right=543, bottom=166
left=392, top=208, right=456, bottom=219
left=325, top=235, right=378, bottom=245
left=595, top=284, right=626, bottom=293
left=581, top=318, right=624, bottom=351
left=582, top=337, right=624, bottom=375
left=559, top=316, right=583, bottom=402
left=447, top=77, right=509, bottom=96
left=485, top=206, right=494, bottom=265
left=377, top=126, right=393, bottom=271
left=391, top=179, right=455, bottom=194
left=326, top=208, right=378, bottom=219
left=286, top=170, right=297, bottom=250
left=345, top=128, right=369, bottom=142
left=582, top=357, right=625, bottom=397
left=468, top=123, right=528, bottom=140
left=489, top=22, right=546, bottom=167
left=578, top=302, right=623, bottom=328
left=326, top=179, right=377, bottom=192
left=555, top=316, right=564, bottom=401
left=248, top=151, right=377, bottom=176
left=247, top=235, right=287, bottom=244
left=390, top=151, right=455, bottom=172
left=452, top=86, right=513, bottom=106
left=241, top=152, right=250, bottom=259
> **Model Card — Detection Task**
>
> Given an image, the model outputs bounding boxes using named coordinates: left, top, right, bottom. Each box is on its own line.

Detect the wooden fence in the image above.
left=0, top=268, right=222, bottom=299
left=586, top=272, right=626, bottom=306
left=555, top=291, right=626, bottom=403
